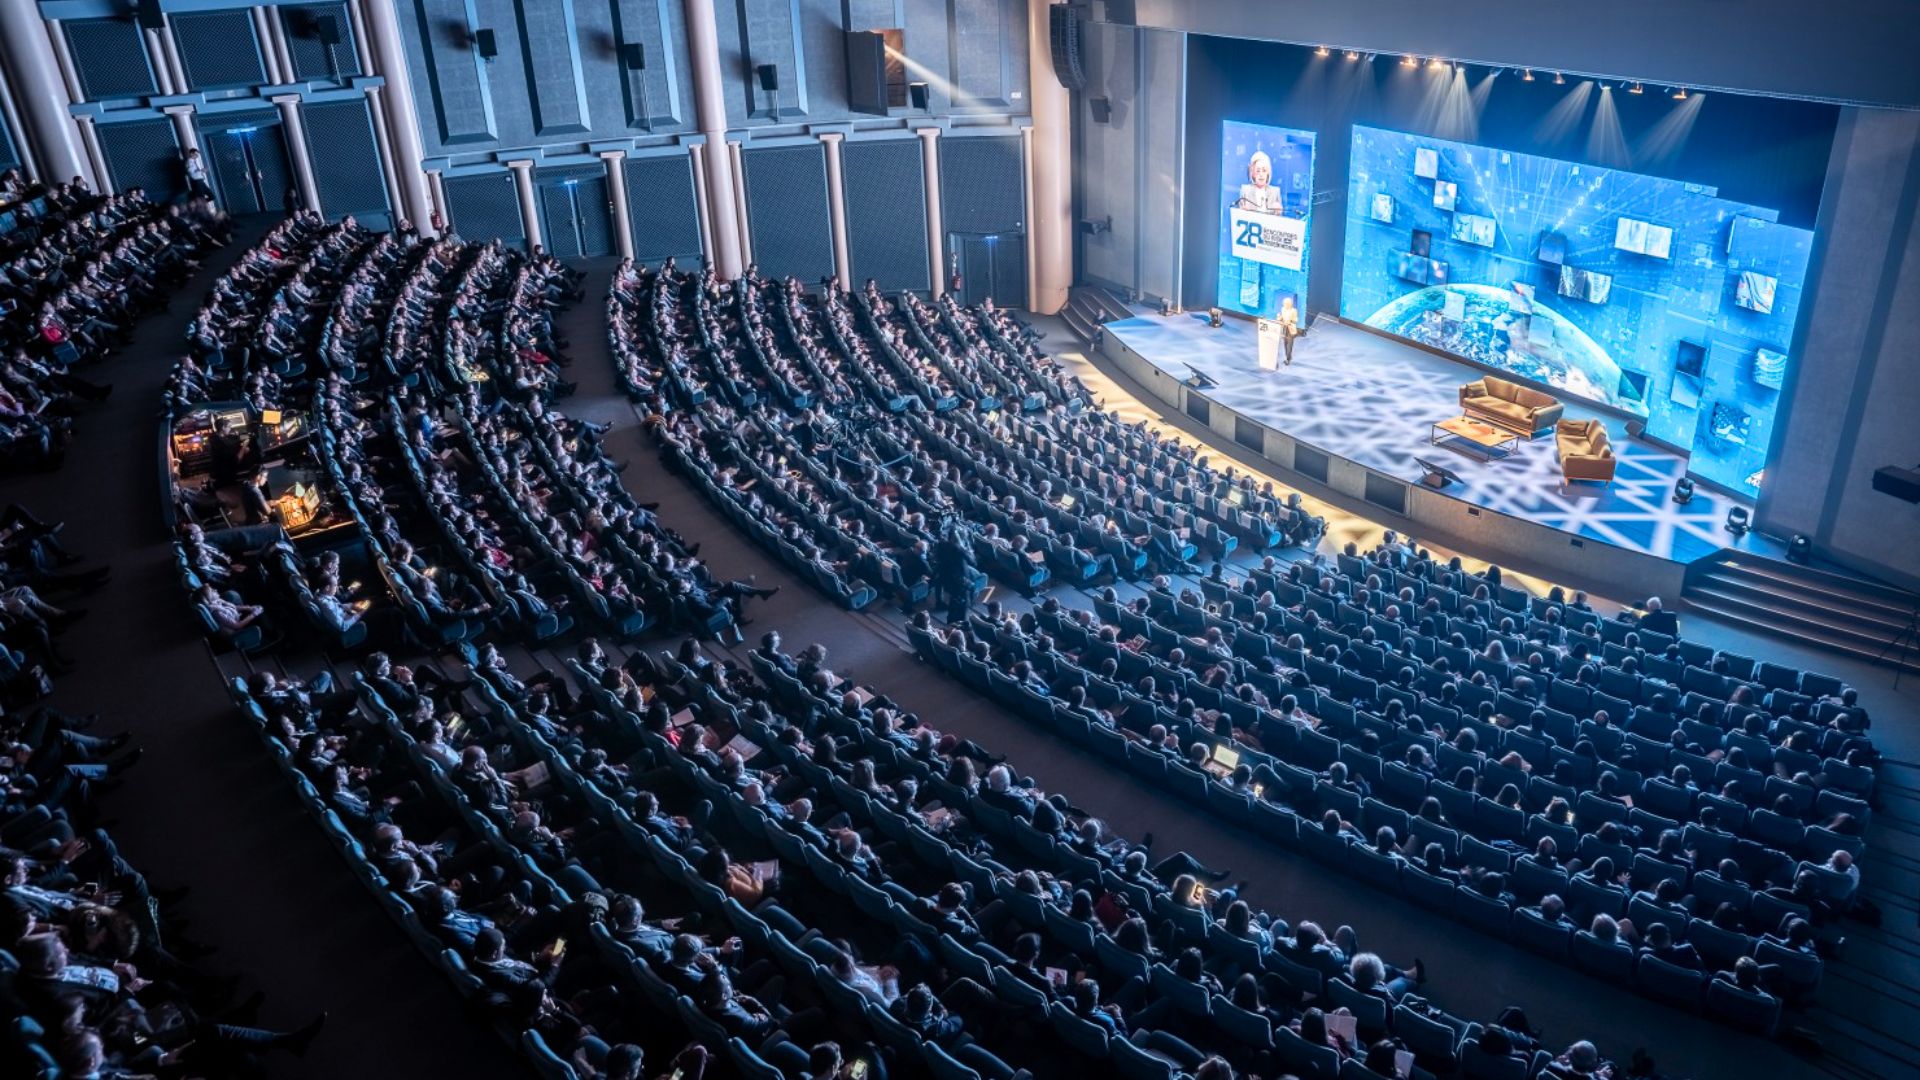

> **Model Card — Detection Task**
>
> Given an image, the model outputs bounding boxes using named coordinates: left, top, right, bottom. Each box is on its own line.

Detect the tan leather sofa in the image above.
left=1555, top=418, right=1617, bottom=483
left=1459, top=376, right=1564, bottom=437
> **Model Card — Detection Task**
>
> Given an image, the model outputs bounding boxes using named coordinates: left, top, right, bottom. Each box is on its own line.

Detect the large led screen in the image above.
left=1340, top=125, right=1813, bottom=495
left=1217, top=121, right=1316, bottom=318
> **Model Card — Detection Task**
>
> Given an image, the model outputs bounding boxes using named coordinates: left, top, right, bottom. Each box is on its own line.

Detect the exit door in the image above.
left=203, top=123, right=294, bottom=215
left=538, top=174, right=614, bottom=257
left=948, top=231, right=1026, bottom=307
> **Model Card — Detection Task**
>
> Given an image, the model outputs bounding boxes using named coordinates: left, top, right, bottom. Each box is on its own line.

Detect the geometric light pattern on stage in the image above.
left=1341, top=125, right=1813, bottom=497
left=1216, top=121, right=1316, bottom=318
left=1105, top=314, right=1746, bottom=565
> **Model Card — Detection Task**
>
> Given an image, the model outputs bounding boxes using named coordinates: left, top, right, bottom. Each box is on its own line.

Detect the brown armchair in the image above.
left=1556, top=418, right=1617, bottom=483
left=1459, top=376, right=1564, bottom=438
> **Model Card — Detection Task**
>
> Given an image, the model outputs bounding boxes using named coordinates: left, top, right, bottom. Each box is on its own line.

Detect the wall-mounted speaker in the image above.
left=1873, top=465, right=1920, bottom=503
left=474, top=28, right=498, bottom=59
left=1089, top=97, right=1112, bottom=123
left=622, top=42, right=647, bottom=71
left=136, top=0, right=165, bottom=31
left=756, top=64, right=780, bottom=92
left=908, top=81, right=930, bottom=110
left=1048, top=4, right=1087, bottom=91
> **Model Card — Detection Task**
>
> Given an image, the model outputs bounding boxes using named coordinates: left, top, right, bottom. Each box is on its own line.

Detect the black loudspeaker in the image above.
left=1048, top=4, right=1087, bottom=91
left=316, top=15, right=342, bottom=46
left=622, top=43, right=647, bottom=70
left=908, top=81, right=930, bottom=110
left=136, top=0, right=165, bottom=31
left=1872, top=465, right=1920, bottom=503
left=474, top=28, right=498, bottom=59
left=1088, top=97, right=1112, bottom=123
left=756, top=64, right=780, bottom=92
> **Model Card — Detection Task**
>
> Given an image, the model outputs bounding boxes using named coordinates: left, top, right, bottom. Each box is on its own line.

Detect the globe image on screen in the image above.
left=1363, top=284, right=1636, bottom=411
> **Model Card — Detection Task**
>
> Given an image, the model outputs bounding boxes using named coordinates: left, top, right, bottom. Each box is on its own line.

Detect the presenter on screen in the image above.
left=1278, top=296, right=1300, bottom=365
left=1235, top=151, right=1284, bottom=213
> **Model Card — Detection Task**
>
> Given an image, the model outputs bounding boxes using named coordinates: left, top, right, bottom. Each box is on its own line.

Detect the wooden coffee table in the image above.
left=1431, top=415, right=1521, bottom=461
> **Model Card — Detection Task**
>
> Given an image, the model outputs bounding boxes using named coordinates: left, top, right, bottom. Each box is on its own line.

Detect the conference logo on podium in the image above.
left=1229, top=207, right=1307, bottom=271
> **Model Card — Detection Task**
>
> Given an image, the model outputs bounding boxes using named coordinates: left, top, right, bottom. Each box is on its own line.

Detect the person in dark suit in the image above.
left=1639, top=922, right=1701, bottom=970
left=1636, top=597, right=1679, bottom=637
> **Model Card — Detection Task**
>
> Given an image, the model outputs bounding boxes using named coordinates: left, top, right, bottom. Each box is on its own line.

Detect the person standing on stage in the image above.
left=1279, top=296, right=1300, bottom=365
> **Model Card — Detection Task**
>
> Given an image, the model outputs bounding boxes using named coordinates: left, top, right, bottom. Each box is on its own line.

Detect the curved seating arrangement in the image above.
left=908, top=541, right=1877, bottom=1028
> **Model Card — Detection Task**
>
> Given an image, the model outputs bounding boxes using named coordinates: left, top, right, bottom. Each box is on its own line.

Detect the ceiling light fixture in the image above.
left=1521, top=68, right=1535, bottom=81
left=1672, top=86, right=1689, bottom=100
left=1402, top=55, right=1418, bottom=67
left=1315, top=45, right=1330, bottom=57
left=1628, top=81, right=1644, bottom=94
left=1345, top=51, right=1360, bottom=61
left=1553, top=71, right=1566, bottom=85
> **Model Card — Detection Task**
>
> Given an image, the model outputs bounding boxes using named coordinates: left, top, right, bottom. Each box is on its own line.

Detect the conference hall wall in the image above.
left=1180, top=35, right=1837, bottom=496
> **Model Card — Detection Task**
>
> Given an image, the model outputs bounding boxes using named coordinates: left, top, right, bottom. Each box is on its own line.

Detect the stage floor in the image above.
left=1103, top=313, right=1758, bottom=566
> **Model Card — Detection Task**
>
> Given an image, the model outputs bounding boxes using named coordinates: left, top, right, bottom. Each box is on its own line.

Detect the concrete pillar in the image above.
left=265, top=8, right=297, bottom=85
left=728, top=140, right=751, bottom=271
left=688, top=143, right=717, bottom=269
left=425, top=168, right=449, bottom=229
left=74, top=116, right=111, bottom=195
left=361, top=85, right=406, bottom=225
left=507, top=159, right=542, bottom=252
left=345, top=0, right=376, bottom=76
left=600, top=150, right=635, bottom=261
left=163, top=105, right=200, bottom=153
left=4, top=13, right=93, bottom=185
left=273, top=95, right=322, bottom=212
left=1021, top=126, right=1037, bottom=312
left=251, top=8, right=285, bottom=84
left=819, top=132, right=852, bottom=288
left=681, top=0, right=742, bottom=278
left=142, top=27, right=178, bottom=95
left=1025, top=0, right=1071, bottom=314
left=360, top=0, right=435, bottom=233
left=916, top=128, right=945, bottom=298
left=44, top=20, right=87, bottom=104
left=157, top=15, right=191, bottom=94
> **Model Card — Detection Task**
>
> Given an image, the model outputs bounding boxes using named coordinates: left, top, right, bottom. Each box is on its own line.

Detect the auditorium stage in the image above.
left=1097, top=311, right=1771, bottom=598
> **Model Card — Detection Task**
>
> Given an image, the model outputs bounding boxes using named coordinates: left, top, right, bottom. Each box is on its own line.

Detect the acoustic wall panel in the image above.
left=172, top=10, right=268, bottom=91
left=65, top=18, right=157, bottom=101
left=280, top=4, right=364, bottom=81
left=411, top=0, right=498, bottom=144
left=940, top=135, right=1024, bottom=234
left=742, top=143, right=834, bottom=282
left=609, top=0, right=688, bottom=129
left=444, top=171, right=525, bottom=246
left=623, top=154, right=703, bottom=266
left=301, top=99, right=389, bottom=219
left=948, top=0, right=1015, bottom=108
left=512, top=0, right=591, bottom=134
left=96, top=119, right=182, bottom=202
left=844, top=139, right=930, bottom=292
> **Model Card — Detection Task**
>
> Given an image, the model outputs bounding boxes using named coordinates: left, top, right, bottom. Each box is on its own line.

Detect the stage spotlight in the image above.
left=1428, top=57, right=1445, bottom=70
left=1401, top=55, right=1418, bottom=68
left=1207, top=307, right=1224, bottom=329
left=1521, top=68, right=1535, bottom=81
left=1672, top=478, right=1695, bottom=505
left=1314, top=45, right=1330, bottom=57
left=1628, top=81, right=1645, bottom=94
left=1345, top=51, right=1360, bottom=61
left=1725, top=506, right=1751, bottom=536
left=1672, top=86, right=1689, bottom=100
left=1553, top=71, right=1566, bottom=85
left=1788, top=534, right=1813, bottom=564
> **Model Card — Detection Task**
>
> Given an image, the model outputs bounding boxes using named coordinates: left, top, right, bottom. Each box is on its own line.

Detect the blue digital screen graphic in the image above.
left=1216, top=121, right=1316, bottom=318
left=1340, top=125, right=1812, bottom=496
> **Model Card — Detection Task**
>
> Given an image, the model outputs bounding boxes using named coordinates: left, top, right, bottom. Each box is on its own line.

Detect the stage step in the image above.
left=1681, top=555, right=1919, bottom=669
left=1063, top=285, right=1132, bottom=343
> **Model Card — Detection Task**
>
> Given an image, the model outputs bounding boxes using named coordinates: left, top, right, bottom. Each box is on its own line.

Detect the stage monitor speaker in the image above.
left=622, top=43, right=647, bottom=70
left=1048, top=4, right=1088, bottom=91
left=757, top=64, right=780, bottom=92
left=1873, top=465, right=1920, bottom=503
left=136, top=0, right=165, bottom=30
left=474, top=28, right=498, bottom=59
left=908, top=81, right=930, bottom=110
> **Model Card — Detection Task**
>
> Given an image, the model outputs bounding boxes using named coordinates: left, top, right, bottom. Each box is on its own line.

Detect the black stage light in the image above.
left=1208, top=307, right=1223, bottom=328
left=756, top=64, right=780, bottom=92
left=1672, top=477, right=1694, bottom=505
left=1787, top=534, right=1812, bottom=564
left=474, top=29, right=498, bottom=59
left=1725, top=506, right=1751, bottom=535
left=908, top=81, right=930, bottom=111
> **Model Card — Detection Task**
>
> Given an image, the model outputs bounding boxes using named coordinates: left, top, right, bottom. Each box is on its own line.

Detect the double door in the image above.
left=203, top=121, right=294, bottom=215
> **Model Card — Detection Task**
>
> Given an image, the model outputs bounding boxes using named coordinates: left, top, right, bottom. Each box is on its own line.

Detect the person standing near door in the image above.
left=182, top=149, right=215, bottom=204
